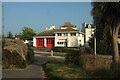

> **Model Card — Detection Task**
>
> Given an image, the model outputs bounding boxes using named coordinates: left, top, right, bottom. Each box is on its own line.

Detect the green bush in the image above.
left=97, top=39, right=112, bottom=55
left=84, top=47, right=92, bottom=54
left=51, top=47, right=74, bottom=53
left=65, top=50, right=84, bottom=67
left=26, top=45, right=34, bottom=64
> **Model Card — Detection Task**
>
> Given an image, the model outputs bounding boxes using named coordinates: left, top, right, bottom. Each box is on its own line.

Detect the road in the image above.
left=2, top=47, right=66, bottom=79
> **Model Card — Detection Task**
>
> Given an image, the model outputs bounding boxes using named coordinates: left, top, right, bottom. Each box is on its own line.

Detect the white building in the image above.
left=33, top=22, right=84, bottom=48
left=81, top=22, right=95, bottom=44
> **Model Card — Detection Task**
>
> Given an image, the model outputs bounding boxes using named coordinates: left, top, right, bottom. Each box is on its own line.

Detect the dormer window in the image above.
left=57, top=33, right=62, bottom=36
left=71, top=33, right=76, bottom=36
left=88, top=24, right=91, bottom=28
left=63, top=33, right=68, bottom=36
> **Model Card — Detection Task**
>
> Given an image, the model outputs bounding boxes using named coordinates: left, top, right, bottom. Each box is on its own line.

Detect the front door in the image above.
left=36, top=38, right=44, bottom=47
left=46, top=38, right=55, bottom=47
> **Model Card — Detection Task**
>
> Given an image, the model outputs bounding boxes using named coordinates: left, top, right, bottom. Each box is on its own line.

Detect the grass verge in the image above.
left=43, top=61, right=97, bottom=79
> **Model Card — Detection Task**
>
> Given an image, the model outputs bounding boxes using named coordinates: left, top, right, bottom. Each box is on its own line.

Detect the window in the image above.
left=57, top=33, right=62, bottom=36
left=60, top=42, right=63, bottom=44
left=57, top=42, right=59, bottom=44
left=63, top=33, right=68, bottom=36
left=82, top=35, right=84, bottom=37
left=71, top=33, right=76, bottom=36
left=57, top=42, right=63, bottom=45
left=53, top=34, right=55, bottom=36
left=60, top=42, right=62, bottom=44
left=89, top=37, right=91, bottom=39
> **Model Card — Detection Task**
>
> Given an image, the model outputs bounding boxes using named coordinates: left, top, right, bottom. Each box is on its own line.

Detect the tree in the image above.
left=91, top=2, right=120, bottom=77
left=19, top=27, right=36, bottom=40
left=7, top=32, right=13, bottom=39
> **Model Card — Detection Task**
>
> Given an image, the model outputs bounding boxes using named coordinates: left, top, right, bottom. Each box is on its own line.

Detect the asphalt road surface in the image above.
left=2, top=47, right=65, bottom=79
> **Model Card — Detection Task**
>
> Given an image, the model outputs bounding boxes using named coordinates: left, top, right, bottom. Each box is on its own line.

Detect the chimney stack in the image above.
left=46, top=26, right=48, bottom=30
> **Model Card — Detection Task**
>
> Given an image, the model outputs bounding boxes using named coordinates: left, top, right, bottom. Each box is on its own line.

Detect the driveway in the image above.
left=2, top=47, right=66, bottom=79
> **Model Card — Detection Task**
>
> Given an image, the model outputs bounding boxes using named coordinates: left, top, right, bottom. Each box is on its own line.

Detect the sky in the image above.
left=3, top=2, right=93, bottom=37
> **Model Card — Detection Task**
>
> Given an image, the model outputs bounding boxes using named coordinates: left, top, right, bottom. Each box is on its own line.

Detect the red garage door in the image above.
left=36, top=38, right=44, bottom=47
left=46, top=38, right=55, bottom=47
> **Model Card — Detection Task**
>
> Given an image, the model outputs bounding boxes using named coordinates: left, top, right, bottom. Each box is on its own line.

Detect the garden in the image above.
left=43, top=48, right=117, bottom=79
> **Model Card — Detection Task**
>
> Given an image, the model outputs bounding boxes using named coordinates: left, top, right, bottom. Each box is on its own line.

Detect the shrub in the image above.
left=65, top=49, right=112, bottom=71
left=26, top=45, right=34, bottom=64
left=51, top=47, right=74, bottom=53
left=97, top=40, right=112, bottom=55
left=84, top=47, right=92, bottom=54
left=65, top=50, right=84, bottom=67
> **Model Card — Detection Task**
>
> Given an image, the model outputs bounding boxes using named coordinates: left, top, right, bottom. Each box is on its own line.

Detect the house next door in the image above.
left=36, top=38, right=44, bottom=47
left=46, top=38, right=55, bottom=47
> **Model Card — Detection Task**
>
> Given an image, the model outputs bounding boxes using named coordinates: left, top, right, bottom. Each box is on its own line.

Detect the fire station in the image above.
left=33, top=22, right=85, bottom=48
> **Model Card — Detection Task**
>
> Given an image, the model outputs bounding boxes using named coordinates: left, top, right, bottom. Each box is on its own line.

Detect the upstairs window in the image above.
left=57, top=33, right=62, bottom=36
left=82, top=35, right=84, bottom=37
left=53, top=34, right=55, bottom=36
left=63, top=33, right=68, bottom=36
left=70, top=33, right=76, bottom=36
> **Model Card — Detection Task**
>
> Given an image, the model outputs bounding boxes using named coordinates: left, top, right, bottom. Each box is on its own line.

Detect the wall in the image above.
left=78, top=34, right=84, bottom=46
left=55, top=32, right=84, bottom=47
left=33, top=37, right=36, bottom=47
left=85, top=28, right=94, bottom=42
left=60, top=27, right=77, bottom=30
left=55, top=33, right=68, bottom=47
left=68, top=36, right=78, bottom=47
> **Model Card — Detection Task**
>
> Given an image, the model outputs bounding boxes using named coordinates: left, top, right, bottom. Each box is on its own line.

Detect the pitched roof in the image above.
left=35, top=28, right=79, bottom=36
left=60, top=22, right=76, bottom=28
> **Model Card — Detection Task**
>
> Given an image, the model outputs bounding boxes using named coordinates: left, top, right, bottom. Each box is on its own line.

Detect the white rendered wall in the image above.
left=60, top=27, right=67, bottom=29
left=78, top=34, right=84, bottom=46
left=60, top=27, right=77, bottom=30
left=55, top=34, right=68, bottom=47
left=85, top=28, right=94, bottom=42
left=55, top=33, right=84, bottom=47
left=44, top=38, right=46, bottom=47
left=68, top=36, right=78, bottom=47
left=33, top=37, right=36, bottom=47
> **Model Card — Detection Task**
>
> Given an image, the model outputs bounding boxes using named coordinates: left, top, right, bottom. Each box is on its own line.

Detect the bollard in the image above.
left=50, top=50, right=53, bottom=56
